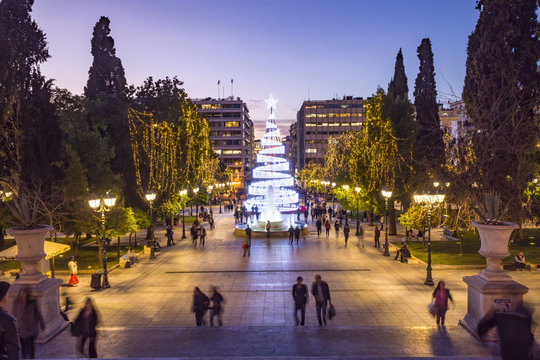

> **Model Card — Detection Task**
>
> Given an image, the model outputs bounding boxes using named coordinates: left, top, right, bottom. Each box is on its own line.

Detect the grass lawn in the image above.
left=392, top=228, right=540, bottom=266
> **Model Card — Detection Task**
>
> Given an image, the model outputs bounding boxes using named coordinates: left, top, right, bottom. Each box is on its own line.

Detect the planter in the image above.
left=7, top=225, right=53, bottom=283
left=472, top=221, right=518, bottom=280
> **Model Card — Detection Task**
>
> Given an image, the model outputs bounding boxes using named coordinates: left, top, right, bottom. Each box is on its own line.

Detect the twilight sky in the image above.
left=32, top=0, right=479, bottom=138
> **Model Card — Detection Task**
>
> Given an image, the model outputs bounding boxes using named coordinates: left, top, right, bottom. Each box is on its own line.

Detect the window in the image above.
left=306, top=114, right=316, bottom=118
left=316, top=114, right=327, bottom=118
left=225, top=121, right=240, bottom=127
left=306, top=123, right=316, bottom=127
left=214, top=149, right=222, bottom=155
left=223, top=150, right=242, bottom=155
left=306, top=149, right=317, bottom=153
left=201, top=104, right=221, bottom=109
left=351, top=122, right=362, bottom=126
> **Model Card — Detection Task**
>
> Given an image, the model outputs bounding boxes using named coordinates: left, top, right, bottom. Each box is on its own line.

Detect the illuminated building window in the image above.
left=329, top=122, right=340, bottom=126
left=351, top=122, right=362, bottom=126
left=306, top=114, right=316, bottom=118
left=306, top=149, right=317, bottom=153
left=201, top=104, right=221, bottom=109
left=223, top=150, right=242, bottom=155
left=339, top=113, right=351, bottom=117
left=341, top=123, right=350, bottom=126
left=341, top=105, right=349, bottom=108
left=320, top=123, right=328, bottom=126
left=328, top=113, right=335, bottom=117
left=316, top=114, right=327, bottom=117
left=214, top=149, right=222, bottom=155
left=225, top=121, right=240, bottom=127
left=306, top=123, right=316, bottom=126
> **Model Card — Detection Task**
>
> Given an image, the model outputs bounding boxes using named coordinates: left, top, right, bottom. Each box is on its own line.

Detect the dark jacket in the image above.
left=316, top=219, right=322, bottom=229
left=193, top=292, right=209, bottom=314
left=0, top=306, right=20, bottom=360
left=210, top=292, right=224, bottom=312
left=292, top=284, right=308, bottom=306
left=294, top=227, right=300, bottom=238
left=13, top=300, right=45, bottom=338
left=74, top=308, right=98, bottom=338
left=311, top=281, right=331, bottom=303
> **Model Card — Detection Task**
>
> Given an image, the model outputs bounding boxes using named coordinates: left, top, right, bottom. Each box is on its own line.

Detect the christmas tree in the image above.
left=246, top=94, right=298, bottom=215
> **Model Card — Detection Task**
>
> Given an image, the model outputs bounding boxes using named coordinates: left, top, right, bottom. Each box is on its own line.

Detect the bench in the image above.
left=442, top=227, right=460, bottom=241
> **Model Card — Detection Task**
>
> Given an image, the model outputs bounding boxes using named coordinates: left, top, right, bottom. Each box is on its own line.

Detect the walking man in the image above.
left=316, top=218, right=322, bottom=238
left=311, top=274, right=331, bottom=326
left=292, top=276, right=308, bottom=326
left=294, top=226, right=300, bottom=245
left=374, top=226, right=380, bottom=249
left=288, top=225, right=294, bottom=245
left=334, top=220, right=340, bottom=238
left=244, top=225, right=252, bottom=257
left=343, top=223, right=350, bottom=247
left=192, top=287, right=209, bottom=326
left=199, top=226, right=206, bottom=247
left=209, top=287, right=225, bottom=326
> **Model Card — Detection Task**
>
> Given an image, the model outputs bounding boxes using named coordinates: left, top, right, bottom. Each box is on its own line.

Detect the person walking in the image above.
left=74, top=298, right=99, bottom=358
left=311, top=274, right=331, bottom=326
left=432, top=281, right=454, bottom=327
left=374, top=226, right=380, bottom=249
left=324, top=219, right=331, bottom=238
left=292, top=276, right=308, bottom=326
left=343, top=223, right=350, bottom=247
left=68, top=256, right=79, bottom=286
left=294, top=226, right=300, bottom=245
left=266, top=220, right=271, bottom=238
left=209, top=215, right=215, bottom=230
left=288, top=225, right=294, bottom=245
left=199, top=226, right=207, bottom=247
left=0, top=282, right=20, bottom=360
left=244, top=225, right=252, bottom=257
left=166, top=225, right=175, bottom=246
left=209, top=287, right=225, bottom=326
left=334, top=220, right=340, bottom=238
left=316, top=218, right=322, bottom=238
left=14, top=287, right=45, bottom=359
left=192, top=287, right=210, bottom=326
left=191, top=223, right=199, bottom=246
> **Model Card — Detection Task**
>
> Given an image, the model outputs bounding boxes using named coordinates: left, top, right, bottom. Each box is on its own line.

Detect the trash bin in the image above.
left=90, top=272, right=102, bottom=289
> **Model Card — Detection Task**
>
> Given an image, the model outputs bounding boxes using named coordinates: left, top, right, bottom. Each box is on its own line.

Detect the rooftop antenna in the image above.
left=231, top=79, right=234, bottom=98
left=308, top=88, right=310, bottom=101
left=217, top=80, right=221, bottom=100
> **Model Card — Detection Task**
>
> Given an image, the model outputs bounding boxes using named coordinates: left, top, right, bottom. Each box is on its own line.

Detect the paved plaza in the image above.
left=35, top=213, right=540, bottom=358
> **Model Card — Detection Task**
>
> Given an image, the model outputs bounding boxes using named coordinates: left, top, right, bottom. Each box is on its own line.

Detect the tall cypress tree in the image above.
left=463, top=0, right=538, bottom=225
left=388, top=48, right=408, bottom=100
left=414, top=38, right=444, bottom=174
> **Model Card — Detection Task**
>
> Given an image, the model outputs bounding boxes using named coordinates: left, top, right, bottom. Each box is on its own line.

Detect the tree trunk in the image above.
left=389, top=204, right=397, bottom=236
left=134, top=232, right=137, bottom=247
left=129, top=233, right=132, bottom=248
left=117, top=237, right=120, bottom=258
left=146, top=227, right=153, bottom=240
left=0, top=225, right=4, bottom=251
left=367, top=212, right=373, bottom=226
left=98, top=237, right=103, bottom=270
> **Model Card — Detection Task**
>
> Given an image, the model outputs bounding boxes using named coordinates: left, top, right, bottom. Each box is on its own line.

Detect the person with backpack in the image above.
left=244, top=225, right=252, bottom=257
left=334, top=220, right=340, bottom=238
left=191, top=223, right=199, bottom=246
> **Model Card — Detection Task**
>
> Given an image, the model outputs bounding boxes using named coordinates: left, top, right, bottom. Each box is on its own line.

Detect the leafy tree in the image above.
left=323, top=132, right=357, bottom=183
left=462, top=0, right=539, bottom=231
left=414, top=38, right=444, bottom=177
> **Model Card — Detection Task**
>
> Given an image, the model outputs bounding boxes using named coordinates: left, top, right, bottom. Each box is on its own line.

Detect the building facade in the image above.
left=295, top=96, right=364, bottom=170
left=438, top=100, right=474, bottom=143
left=193, top=97, right=254, bottom=183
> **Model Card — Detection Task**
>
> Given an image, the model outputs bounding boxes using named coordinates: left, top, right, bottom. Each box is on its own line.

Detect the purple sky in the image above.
left=32, top=0, right=479, bottom=138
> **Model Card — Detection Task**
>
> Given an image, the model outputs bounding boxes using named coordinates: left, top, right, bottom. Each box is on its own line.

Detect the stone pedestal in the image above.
left=6, top=225, right=68, bottom=343
left=460, top=274, right=528, bottom=340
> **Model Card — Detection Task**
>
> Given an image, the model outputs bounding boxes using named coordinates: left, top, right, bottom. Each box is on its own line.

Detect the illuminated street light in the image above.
left=145, top=192, right=156, bottom=239
left=381, top=188, right=392, bottom=256
left=355, top=187, right=361, bottom=236
left=179, top=190, right=188, bottom=239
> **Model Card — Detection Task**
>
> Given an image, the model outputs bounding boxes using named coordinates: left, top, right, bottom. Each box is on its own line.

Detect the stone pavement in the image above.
left=36, top=213, right=540, bottom=358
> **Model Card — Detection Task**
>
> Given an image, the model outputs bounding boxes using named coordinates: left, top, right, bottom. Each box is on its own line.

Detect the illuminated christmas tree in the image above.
left=245, top=94, right=298, bottom=216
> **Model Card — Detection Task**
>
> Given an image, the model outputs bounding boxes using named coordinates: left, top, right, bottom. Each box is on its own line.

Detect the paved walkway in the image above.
left=35, top=213, right=540, bottom=358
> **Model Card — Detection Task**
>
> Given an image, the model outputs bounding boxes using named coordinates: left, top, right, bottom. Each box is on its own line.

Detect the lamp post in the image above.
left=217, top=183, right=224, bottom=213
left=342, top=185, right=349, bottom=219
left=88, top=195, right=116, bottom=289
left=381, top=188, right=392, bottom=256
left=193, top=187, right=199, bottom=216
left=179, top=190, right=187, bottom=239
left=331, top=182, right=336, bottom=210
left=413, top=186, right=445, bottom=286
left=145, top=192, right=156, bottom=239
left=355, top=187, right=361, bottom=236
left=207, top=185, right=214, bottom=212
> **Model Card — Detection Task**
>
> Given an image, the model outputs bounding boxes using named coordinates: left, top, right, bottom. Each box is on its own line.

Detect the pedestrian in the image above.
left=14, top=287, right=45, bottom=359
left=199, top=226, right=206, bottom=247
left=292, top=276, right=308, bottom=326
left=0, top=282, right=20, bottom=360
left=209, top=216, right=215, bottom=230
left=297, top=207, right=301, bottom=220
left=316, top=218, right=322, bottom=238
left=343, top=223, right=350, bottom=247
left=334, top=220, right=340, bottom=238
left=311, top=274, right=331, bottom=326
left=324, top=219, right=331, bottom=238
left=192, top=287, right=210, bottom=326
left=515, top=251, right=526, bottom=271
left=166, top=225, right=174, bottom=246
left=294, top=226, right=300, bottom=245
left=191, top=223, right=199, bottom=246
left=73, top=298, right=99, bottom=358
left=68, top=256, right=79, bottom=286
left=431, top=281, right=454, bottom=327
left=303, top=210, right=308, bottom=222
left=266, top=220, right=271, bottom=238
left=374, top=226, right=380, bottom=249
left=244, top=225, right=252, bottom=257
left=288, top=225, right=294, bottom=245
left=209, top=287, right=225, bottom=326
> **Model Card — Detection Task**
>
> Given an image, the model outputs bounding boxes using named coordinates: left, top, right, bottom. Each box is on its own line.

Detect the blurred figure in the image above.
left=288, top=225, right=294, bottom=245
left=68, top=257, right=79, bottom=286
left=209, top=287, right=224, bottom=326
left=432, top=281, right=454, bottom=327
left=374, top=226, right=380, bottom=249
left=478, top=302, right=536, bottom=360
left=266, top=221, right=271, bottom=238
left=294, top=226, right=300, bottom=245
left=324, top=219, right=331, bottom=238
left=0, top=281, right=20, bottom=360
left=343, top=223, right=350, bottom=247
left=74, top=298, right=99, bottom=358
left=244, top=225, right=252, bottom=257
left=316, top=218, right=322, bottom=238
left=192, top=287, right=209, bottom=326
left=515, top=251, right=526, bottom=271
left=14, top=287, right=45, bottom=359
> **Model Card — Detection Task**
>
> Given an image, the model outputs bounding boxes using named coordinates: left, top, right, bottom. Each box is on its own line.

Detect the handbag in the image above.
left=427, top=301, right=439, bottom=317
left=328, top=304, right=337, bottom=320
left=241, top=242, right=246, bottom=249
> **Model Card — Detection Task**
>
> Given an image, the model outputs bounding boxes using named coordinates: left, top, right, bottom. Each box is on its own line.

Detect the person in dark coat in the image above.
left=0, top=282, right=20, bottom=360
left=294, top=226, right=300, bottom=245
left=292, top=276, right=308, bottom=326
left=288, top=225, right=294, bottom=245
left=432, top=281, right=453, bottom=327
left=311, top=274, right=331, bottom=326
left=13, top=287, right=45, bottom=359
left=334, top=220, right=340, bottom=238
left=166, top=225, right=175, bottom=246
left=209, top=287, right=225, bottom=326
left=316, top=219, right=322, bottom=238
left=324, top=219, right=331, bottom=238
left=192, top=287, right=209, bottom=326
left=244, top=225, right=252, bottom=257
left=343, top=223, right=350, bottom=247
left=199, top=227, right=207, bottom=247
left=74, top=298, right=99, bottom=358
left=374, top=226, right=380, bottom=249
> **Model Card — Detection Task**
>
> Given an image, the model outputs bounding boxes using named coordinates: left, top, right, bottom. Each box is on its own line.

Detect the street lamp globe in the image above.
left=145, top=193, right=156, bottom=202
left=88, top=198, right=100, bottom=209
left=342, top=185, right=349, bottom=190
left=381, top=188, right=392, bottom=199
left=355, top=187, right=361, bottom=193
left=331, top=182, right=336, bottom=187
left=433, top=181, right=440, bottom=188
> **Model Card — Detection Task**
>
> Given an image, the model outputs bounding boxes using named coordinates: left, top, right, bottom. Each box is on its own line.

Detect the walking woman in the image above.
left=68, top=256, right=79, bottom=286
left=14, top=287, right=45, bottom=359
left=432, top=280, right=454, bottom=327
left=74, top=298, right=99, bottom=358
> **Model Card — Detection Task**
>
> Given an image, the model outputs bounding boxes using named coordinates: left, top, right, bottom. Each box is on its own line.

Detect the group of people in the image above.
left=190, top=220, right=208, bottom=247
left=292, top=274, right=332, bottom=326
left=192, top=287, right=225, bottom=326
